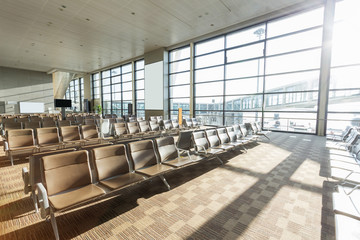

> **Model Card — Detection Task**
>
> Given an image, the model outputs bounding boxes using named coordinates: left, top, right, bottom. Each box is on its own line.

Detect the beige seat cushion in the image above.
left=100, top=173, right=144, bottom=190
left=136, top=164, right=173, bottom=177
left=49, top=184, right=105, bottom=211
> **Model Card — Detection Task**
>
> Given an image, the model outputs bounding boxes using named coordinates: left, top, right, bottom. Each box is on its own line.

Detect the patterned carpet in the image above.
left=0, top=132, right=336, bottom=239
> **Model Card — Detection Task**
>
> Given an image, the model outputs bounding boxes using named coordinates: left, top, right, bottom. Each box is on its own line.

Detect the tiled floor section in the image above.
left=0, top=132, right=336, bottom=239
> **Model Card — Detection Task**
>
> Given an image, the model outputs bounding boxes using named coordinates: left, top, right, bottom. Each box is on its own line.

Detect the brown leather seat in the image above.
left=22, top=148, right=76, bottom=212
left=5, top=129, right=38, bottom=165
left=81, top=125, right=103, bottom=145
left=154, top=137, right=196, bottom=167
left=60, top=126, right=84, bottom=147
left=36, top=127, right=63, bottom=151
left=127, top=140, right=174, bottom=189
left=92, top=145, right=144, bottom=190
left=41, top=150, right=106, bottom=211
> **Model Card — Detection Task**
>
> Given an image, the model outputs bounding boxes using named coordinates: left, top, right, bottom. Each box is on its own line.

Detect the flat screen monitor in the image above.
left=54, top=99, right=71, bottom=108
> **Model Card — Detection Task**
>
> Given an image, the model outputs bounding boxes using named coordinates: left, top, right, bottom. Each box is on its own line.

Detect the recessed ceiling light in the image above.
left=205, top=12, right=209, bottom=15
left=43, top=54, right=46, bottom=56
left=131, top=12, right=135, bottom=15
left=210, top=23, right=214, bottom=26
left=31, top=43, right=35, bottom=46
left=25, top=50, right=29, bottom=53
left=61, top=5, right=66, bottom=8
left=80, top=44, right=83, bottom=47
left=59, top=41, right=63, bottom=43
left=86, top=18, right=90, bottom=21
left=198, top=15, right=202, bottom=18
left=59, top=8, right=63, bottom=11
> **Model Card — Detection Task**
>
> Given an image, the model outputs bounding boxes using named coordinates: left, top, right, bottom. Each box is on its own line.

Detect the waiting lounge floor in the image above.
left=0, top=132, right=336, bottom=239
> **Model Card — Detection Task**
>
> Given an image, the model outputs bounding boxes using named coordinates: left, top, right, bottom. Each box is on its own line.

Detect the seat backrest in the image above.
left=184, top=118, right=193, bottom=128
left=42, top=116, right=54, bottom=122
left=42, top=120, right=56, bottom=128
left=84, top=119, right=96, bottom=126
left=176, top=130, right=193, bottom=150
left=154, top=137, right=177, bottom=162
left=150, top=116, right=157, bottom=122
left=128, top=116, right=137, bottom=122
left=127, top=122, right=140, bottom=134
left=41, top=150, right=92, bottom=196
left=76, top=116, right=84, bottom=125
left=81, top=125, right=99, bottom=139
left=251, top=122, right=258, bottom=133
left=239, top=124, right=249, bottom=137
left=244, top=123, right=253, bottom=135
left=29, top=148, right=76, bottom=187
left=30, top=116, right=40, bottom=122
left=163, top=120, right=173, bottom=130
left=205, top=129, right=221, bottom=147
left=17, top=117, right=29, bottom=123
left=171, top=120, right=179, bottom=129
left=217, top=128, right=231, bottom=144
left=3, top=118, right=16, bottom=124
left=150, top=121, right=160, bottom=131
left=6, top=129, right=35, bottom=148
left=127, top=140, right=158, bottom=170
left=192, top=131, right=209, bottom=151
left=116, top=118, right=125, bottom=123
left=37, top=127, right=60, bottom=145
left=139, top=121, right=150, bottom=132
left=58, top=120, right=71, bottom=127
left=24, top=121, right=41, bottom=130
left=60, top=126, right=81, bottom=141
left=226, top=127, right=238, bottom=142
left=192, top=118, right=198, bottom=127
left=92, top=144, right=131, bottom=181
left=4, top=122, right=22, bottom=131
left=104, top=114, right=112, bottom=119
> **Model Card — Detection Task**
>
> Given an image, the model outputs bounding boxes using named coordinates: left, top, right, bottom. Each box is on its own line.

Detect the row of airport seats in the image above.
left=326, top=127, right=360, bottom=238
left=22, top=121, right=266, bottom=240
left=3, top=125, right=105, bottom=165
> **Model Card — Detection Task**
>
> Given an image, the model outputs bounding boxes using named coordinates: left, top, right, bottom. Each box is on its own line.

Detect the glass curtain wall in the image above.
left=65, top=78, right=84, bottom=112
left=170, top=6, right=325, bottom=133
left=327, top=0, right=360, bottom=134
left=135, top=60, right=145, bottom=117
left=169, top=46, right=191, bottom=120
left=91, top=60, right=143, bottom=117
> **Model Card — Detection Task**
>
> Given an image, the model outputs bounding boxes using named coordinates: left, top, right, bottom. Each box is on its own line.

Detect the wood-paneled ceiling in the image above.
left=0, top=0, right=322, bottom=73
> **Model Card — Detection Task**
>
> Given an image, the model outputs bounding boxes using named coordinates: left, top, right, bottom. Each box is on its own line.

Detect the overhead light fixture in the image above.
left=47, top=69, right=58, bottom=74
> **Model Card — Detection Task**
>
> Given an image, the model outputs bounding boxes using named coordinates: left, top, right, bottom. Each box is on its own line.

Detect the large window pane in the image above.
left=195, top=37, right=224, bottom=55
left=226, top=59, right=264, bottom=79
left=195, top=66, right=224, bottom=82
left=170, top=98, right=190, bottom=110
left=263, top=112, right=317, bottom=133
left=169, top=47, right=190, bottom=61
left=225, top=77, right=263, bottom=95
left=195, top=51, right=224, bottom=68
left=226, top=24, right=266, bottom=48
left=330, top=66, right=360, bottom=89
left=170, top=59, right=190, bottom=73
left=265, top=71, right=319, bottom=93
left=195, top=97, right=223, bottom=110
left=170, top=85, right=190, bottom=98
left=170, top=72, right=190, bottom=85
left=225, top=95, right=262, bottom=111
left=328, top=90, right=360, bottom=112
left=266, top=28, right=322, bottom=56
left=226, top=42, right=264, bottom=62
left=195, top=82, right=224, bottom=97
left=265, top=49, right=321, bottom=75
left=264, top=92, right=318, bottom=111
left=267, top=8, right=324, bottom=38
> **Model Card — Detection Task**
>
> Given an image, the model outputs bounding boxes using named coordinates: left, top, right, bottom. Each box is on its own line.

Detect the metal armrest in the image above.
left=194, top=144, right=207, bottom=154
left=22, top=167, right=30, bottom=194
left=35, top=183, right=50, bottom=219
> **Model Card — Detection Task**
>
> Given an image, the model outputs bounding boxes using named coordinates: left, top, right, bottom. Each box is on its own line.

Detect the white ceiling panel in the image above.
left=0, top=0, right=323, bottom=73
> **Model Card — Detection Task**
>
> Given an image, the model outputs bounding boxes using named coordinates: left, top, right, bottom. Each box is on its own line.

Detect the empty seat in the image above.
left=92, top=145, right=144, bottom=190
left=250, top=122, right=270, bottom=141
left=58, top=120, right=71, bottom=127
left=42, top=120, right=57, bottom=128
left=206, top=129, right=234, bottom=151
left=127, top=122, right=141, bottom=135
left=216, top=128, right=238, bottom=150
left=22, top=148, right=76, bottom=212
left=24, top=121, right=41, bottom=135
left=60, top=126, right=84, bottom=147
left=155, top=136, right=196, bottom=167
left=184, top=118, right=194, bottom=129
left=138, top=121, right=153, bottom=134
left=127, top=140, right=174, bottom=190
left=226, top=126, right=248, bottom=152
left=116, top=118, right=125, bottom=123
left=80, top=125, right=103, bottom=145
left=5, top=129, right=38, bottom=165
left=36, top=150, right=106, bottom=240
left=30, top=116, right=41, bottom=122
left=84, top=119, right=96, bottom=126
left=192, top=131, right=223, bottom=164
left=36, top=127, right=63, bottom=151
